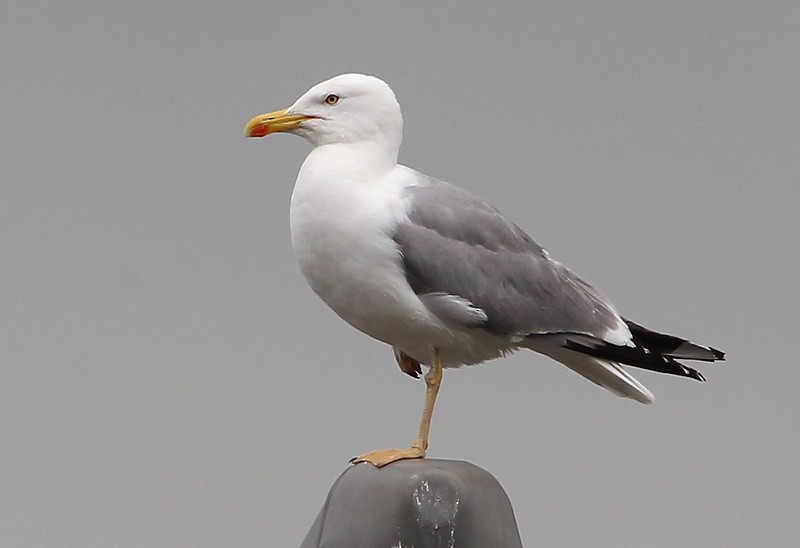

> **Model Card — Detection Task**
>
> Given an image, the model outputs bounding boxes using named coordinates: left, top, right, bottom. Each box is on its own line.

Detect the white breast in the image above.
left=290, top=149, right=429, bottom=340
left=288, top=147, right=513, bottom=367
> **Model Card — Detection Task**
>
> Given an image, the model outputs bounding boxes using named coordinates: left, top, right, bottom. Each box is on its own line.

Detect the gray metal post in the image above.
left=301, top=459, right=523, bottom=547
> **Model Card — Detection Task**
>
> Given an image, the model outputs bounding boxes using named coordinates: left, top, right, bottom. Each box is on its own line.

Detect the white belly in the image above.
left=288, top=152, right=513, bottom=367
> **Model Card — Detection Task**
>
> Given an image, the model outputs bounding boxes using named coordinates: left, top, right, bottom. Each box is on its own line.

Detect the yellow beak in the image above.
left=245, top=109, right=312, bottom=138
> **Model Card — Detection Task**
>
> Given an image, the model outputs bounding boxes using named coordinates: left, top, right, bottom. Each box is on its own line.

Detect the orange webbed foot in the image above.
left=350, top=446, right=425, bottom=467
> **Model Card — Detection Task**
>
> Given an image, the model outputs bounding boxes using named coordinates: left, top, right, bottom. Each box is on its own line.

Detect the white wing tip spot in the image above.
left=604, top=320, right=634, bottom=347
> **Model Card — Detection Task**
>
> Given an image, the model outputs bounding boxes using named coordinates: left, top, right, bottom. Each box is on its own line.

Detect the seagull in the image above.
left=246, top=74, right=724, bottom=467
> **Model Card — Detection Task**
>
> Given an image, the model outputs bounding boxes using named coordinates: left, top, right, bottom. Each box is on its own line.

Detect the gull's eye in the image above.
left=324, top=94, right=340, bottom=106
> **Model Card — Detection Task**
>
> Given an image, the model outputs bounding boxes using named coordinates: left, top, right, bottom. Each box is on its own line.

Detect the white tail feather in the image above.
left=525, top=342, right=655, bottom=404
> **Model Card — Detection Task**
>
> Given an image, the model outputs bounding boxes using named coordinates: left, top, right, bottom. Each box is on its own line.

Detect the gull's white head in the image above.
left=246, top=74, right=403, bottom=155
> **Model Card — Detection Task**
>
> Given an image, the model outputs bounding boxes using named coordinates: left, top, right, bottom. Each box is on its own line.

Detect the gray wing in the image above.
left=393, top=175, right=624, bottom=340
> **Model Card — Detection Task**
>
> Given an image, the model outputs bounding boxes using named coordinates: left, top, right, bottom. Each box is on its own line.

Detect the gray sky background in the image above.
left=2, top=2, right=798, bottom=546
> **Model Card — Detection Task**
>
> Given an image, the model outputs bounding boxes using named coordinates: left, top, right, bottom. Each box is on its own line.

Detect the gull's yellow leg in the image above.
left=351, top=350, right=444, bottom=467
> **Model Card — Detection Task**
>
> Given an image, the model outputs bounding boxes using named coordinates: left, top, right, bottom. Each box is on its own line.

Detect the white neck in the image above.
left=302, top=141, right=399, bottom=181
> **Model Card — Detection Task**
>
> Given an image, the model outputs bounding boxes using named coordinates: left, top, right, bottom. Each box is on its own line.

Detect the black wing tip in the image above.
left=623, top=318, right=726, bottom=362
left=709, top=346, right=726, bottom=361
left=561, top=337, right=712, bottom=382
left=685, top=367, right=707, bottom=382
left=686, top=345, right=725, bottom=363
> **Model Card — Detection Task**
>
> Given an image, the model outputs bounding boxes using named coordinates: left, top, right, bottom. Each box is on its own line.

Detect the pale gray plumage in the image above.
left=394, top=176, right=623, bottom=340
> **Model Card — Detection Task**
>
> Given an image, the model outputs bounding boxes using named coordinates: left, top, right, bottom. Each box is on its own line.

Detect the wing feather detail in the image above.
left=394, top=176, right=625, bottom=339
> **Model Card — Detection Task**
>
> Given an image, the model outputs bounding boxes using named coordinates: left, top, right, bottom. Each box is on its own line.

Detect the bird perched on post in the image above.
left=246, top=74, right=724, bottom=467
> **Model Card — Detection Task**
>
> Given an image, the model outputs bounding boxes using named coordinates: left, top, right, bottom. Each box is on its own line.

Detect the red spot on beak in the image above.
left=247, top=122, right=270, bottom=138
